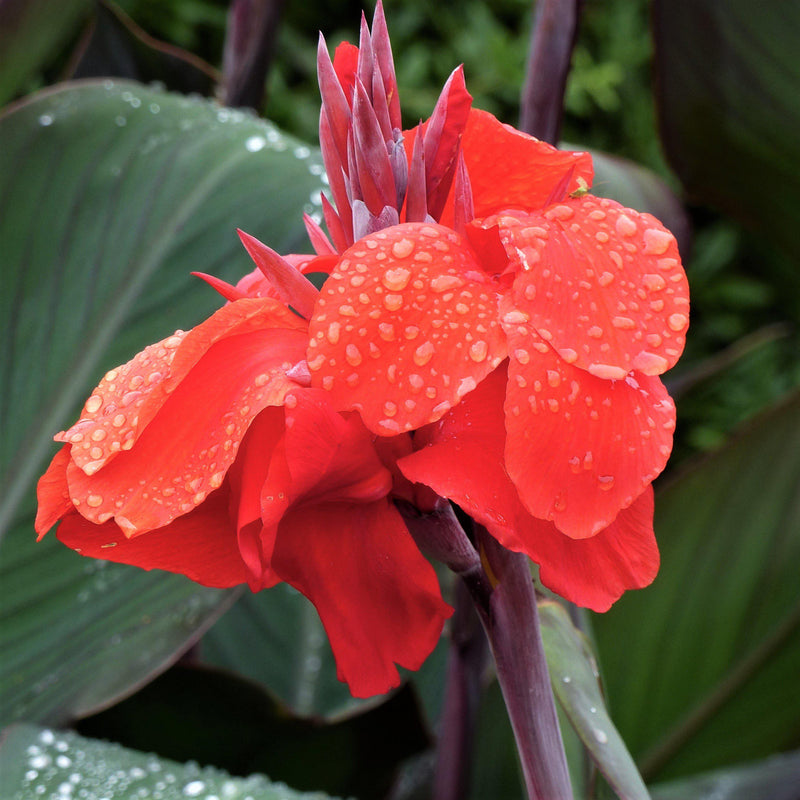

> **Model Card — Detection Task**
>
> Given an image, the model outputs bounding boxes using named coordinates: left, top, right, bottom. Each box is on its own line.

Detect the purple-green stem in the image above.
left=401, top=502, right=573, bottom=800
left=520, top=0, right=582, bottom=143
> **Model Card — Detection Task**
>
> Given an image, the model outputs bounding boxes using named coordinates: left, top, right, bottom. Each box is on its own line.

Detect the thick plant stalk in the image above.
left=403, top=502, right=573, bottom=800
left=475, top=529, right=574, bottom=800
left=520, top=0, right=582, bottom=143
left=433, top=580, right=488, bottom=800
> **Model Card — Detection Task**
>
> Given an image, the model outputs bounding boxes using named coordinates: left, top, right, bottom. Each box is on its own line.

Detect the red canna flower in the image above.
left=36, top=255, right=452, bottom=698
left=300, top=3, right=688, bottom=603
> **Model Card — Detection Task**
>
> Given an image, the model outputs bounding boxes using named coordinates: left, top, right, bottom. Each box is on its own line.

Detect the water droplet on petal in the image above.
left=413, top=341, right=435, bottom=366
left=430, top=275, right=464, bottom=292
left=345, top=344, right=363, bottom=366
left=643, top=228, right=673, bottom=255
left=588, top=364, right=627, bottom=380
left=384, top=294, right=404, bottom=311
left=668, top=313, right=688, bottom=331
left=558, top=348, right=578, bottom=363
left=382, top=266, right=412, bottom=290
left=598, top=475, right=615, bottom=490
left=469, top=341, right=488, bottom=362
left=87, top=494, right=103, bottom=508
left=391, top=238, right=415, bottom=259
left=326, top=322, right=341, bottom=344
left=85, top=395, right=102, bottom=414
left=615, top=214, right=638, bottom=237
left=612, top=316, right=636, bottom=330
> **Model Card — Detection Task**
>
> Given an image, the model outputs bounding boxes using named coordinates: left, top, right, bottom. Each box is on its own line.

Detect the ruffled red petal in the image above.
left=35, top=445, right=73, bottom=538
left=307, top=222, right=506, bottom=434
left=398, top=372, right=660, bottom=610
left=65, top=302, right=307, bottom=536
left=515, top=488, right=658, bottom=612
left=57, top=299, right=305, bottom=476
left=489, top=196, right=689, bottom=378
left=55, top=490, right=248, bottom=588
left=271, top=499, right=452, bottom=697
left=502, top=317, right=675, bottom=538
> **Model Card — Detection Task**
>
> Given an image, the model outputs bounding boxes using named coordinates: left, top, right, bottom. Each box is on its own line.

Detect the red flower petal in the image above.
left=493, top=196, right=689, bottom=377
left=502, top=319, right=675, bottom=538
left=55, top=490, right=248, bottom=588
left=307, top=223, right=506, bottom=434
left=398, top=372, right=659, bottom=610
left=398, top=366, right=518, bottom=538
left=35, top=445, right=73, bottom=538
left=517, top=488, right=658, bottom=612
left=271, top=499, right=452, bottom=697
left=454, top=109, right=593, bottom=219
left=58, top=299, right=304, bottom=476
left=65, top=301, right=307, bottom=535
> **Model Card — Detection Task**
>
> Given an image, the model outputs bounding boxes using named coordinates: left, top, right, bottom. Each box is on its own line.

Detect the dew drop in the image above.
left=382, top=266, right=412, bottom=290
left=413, top=341, right=435, bottom=366
left=593, top=728, right=609, bottom=744
left=404, top=325, right=420, bottom=339
left=554, top=493, right=566, bottom=511
left=85, top=395, right=103, bottom=414
left=598, top=271, right=615, bottom=287
left=587, top=326, right=603, bottom=339
left=87, top=494, right=104, bottom=508
left=547, top=370, right=561, bottom=387
left=326, top=321, right=341, bottom=344
left=513, top=348, right=530, bottom=365
left=643, top=228, right=673, bottom=255
left=430, top=275, right=464, bottom=292
left=469, top=340, right=488, bottom=362
left=345, top=344, right=363, bottom=366
left=39, top=114, right=54, bottom=127
left=245, top=136, right=266, bottom=152
left=588, top=363, right=627, bottom=380
left=408, top=374, right=424, bottom=391
left=391, top=238, right=415, bottom=259
left=615, top=214, right=637, bottom=237
left=558, top=348, right=578, bottom=363
left=598, top=475, right=615, bottom=491
left=668, top=313, right=688, bottom=331
left=383, top=401, right=398, bottom=417
left=384, top=294, right=404, bottom=310
left=502, top=309, right=530, bottom=325
left=611, top=316, right=636, bottom=330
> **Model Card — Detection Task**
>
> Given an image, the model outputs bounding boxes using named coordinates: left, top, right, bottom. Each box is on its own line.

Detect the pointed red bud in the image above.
left=191, top=272, right=246, bottom=302
left=453, top=151, right=475, bottom=235
left=423, top=66, right=473, bottom=220
left=303, top=212, right=336, bottom=255
left=371, top=0, right=402, bottom=131
left=405, top=123, right=428, bottom=223
left=237, top=229, right=319, bottom=319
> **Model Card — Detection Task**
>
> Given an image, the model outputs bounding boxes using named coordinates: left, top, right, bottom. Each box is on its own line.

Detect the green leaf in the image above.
left=0, top=722, right=341, bottom=800
left=539, top=600, right=650, bottom=800
left=653, top=0, right=800, bottom=264
left=0, top=79, right=325, bottom=532
left=0, top=79, right=325, bottom=724
left=0, top=0, right=93, bottom=105
left=0, top=510, right=237, bottom=727
left=594, top=392, right=800, bottom=780
left=650, top=750, right=800, bottom=800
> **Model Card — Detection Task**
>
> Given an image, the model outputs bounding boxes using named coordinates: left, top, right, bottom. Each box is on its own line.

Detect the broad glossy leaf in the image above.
left=0, top=79, right=325, bottom=724
left=0, top=722, right=341, bottom=799
left=653, top=0, right=800, bottom=263
left=539, top=600, right=650, bottom=800
left=594, top=392, right=800, bottom=780
left=650, top=750, right=800, bottom=800
left=0, top=0, right=92, bottom=105
left=0, top=511, right=235, bottom=728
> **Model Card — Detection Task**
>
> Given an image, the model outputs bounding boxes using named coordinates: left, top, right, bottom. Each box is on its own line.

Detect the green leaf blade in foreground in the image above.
left=539, top=600, right=650, bottom=800
left=0, top=723, right=341, bottom=800
left=594, top=391, right=800, bottom=780
left=0, top=79, right=326, bottom=532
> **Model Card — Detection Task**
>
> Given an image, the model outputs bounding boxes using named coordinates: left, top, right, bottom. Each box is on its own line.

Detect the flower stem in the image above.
left=519, top=0, right=582, bottom=143
left=474, top=529, right=574, bottom=800
left=433, top=580, right=488, bottom=800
